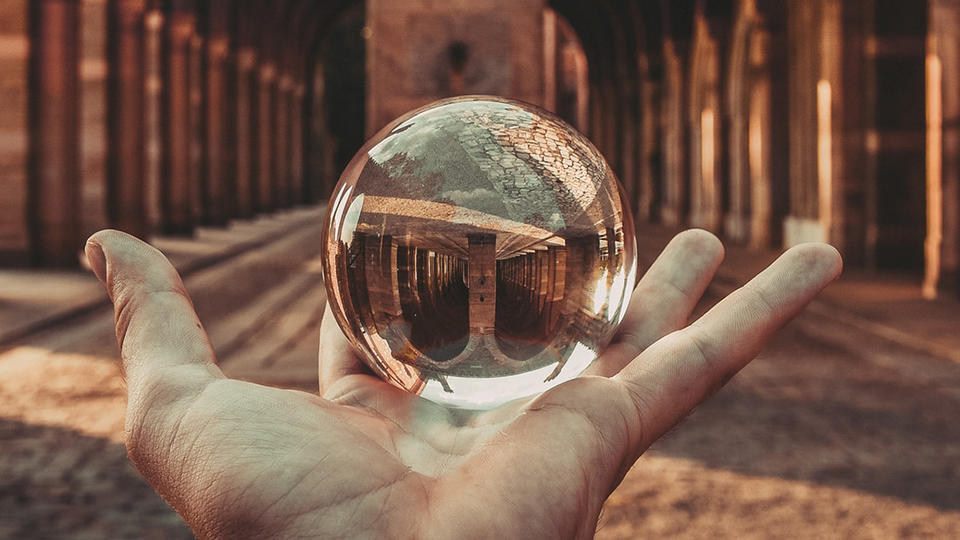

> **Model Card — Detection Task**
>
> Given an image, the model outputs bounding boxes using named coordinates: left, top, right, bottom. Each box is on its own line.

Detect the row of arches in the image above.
left=4, top=0, right=359, bottom=265
left=557, top=0, right=958, bottom=296
left=6, top=0, right=960, bottom=296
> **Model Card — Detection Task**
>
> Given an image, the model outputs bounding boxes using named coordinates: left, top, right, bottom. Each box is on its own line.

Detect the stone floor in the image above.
left=1, top=212, right=959, bottom=538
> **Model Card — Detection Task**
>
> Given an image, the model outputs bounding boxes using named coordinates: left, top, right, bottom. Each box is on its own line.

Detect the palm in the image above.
left=160, top=373, right=620, bottom=538
left=86, top=229, right=840, bottom=538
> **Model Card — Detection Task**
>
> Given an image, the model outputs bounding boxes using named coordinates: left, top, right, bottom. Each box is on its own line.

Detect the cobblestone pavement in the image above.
left=2, top=220, right=960, bottom=538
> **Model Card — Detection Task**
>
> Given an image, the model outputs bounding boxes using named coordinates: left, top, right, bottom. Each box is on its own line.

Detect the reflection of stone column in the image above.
left=467, top=233, right=496, bottom=336
left=561, top=236, right=598, bottom=317
left=397, top=245, right=422, bottom=320
left=544, top=245, right=565, bottom=332
left=364, top=234, right=401, bottom=329
left=536, top=248, right=549, bottom=313
left=606, top=226, right=619, bottom=275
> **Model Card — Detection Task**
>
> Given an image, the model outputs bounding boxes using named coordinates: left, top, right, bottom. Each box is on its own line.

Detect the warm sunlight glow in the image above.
left=700, top=108, right=716, bottom=199
left=817, top=79, right=833, bottom=238
left=924, top=49, right=943, bottom=299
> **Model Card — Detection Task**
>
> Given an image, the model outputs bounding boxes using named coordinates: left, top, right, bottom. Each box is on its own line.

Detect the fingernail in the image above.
left=85, top=241, right=107, bottom=284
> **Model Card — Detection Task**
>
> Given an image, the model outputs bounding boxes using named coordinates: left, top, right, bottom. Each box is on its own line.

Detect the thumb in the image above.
left=85, top=230, right=223, bottom=397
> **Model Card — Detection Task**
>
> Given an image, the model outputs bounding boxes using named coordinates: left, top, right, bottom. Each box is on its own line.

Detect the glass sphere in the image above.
left=321, top=96, right=636, bottom=409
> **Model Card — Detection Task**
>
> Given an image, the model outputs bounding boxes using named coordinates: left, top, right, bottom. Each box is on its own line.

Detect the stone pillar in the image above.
left=160, top=7, right=195, bottom=235
left=274, top=74, right=291, bottom=208
left=688, top=9, right=725, bottom=233
left=144, top=8, right=163, bottom=232
left=467, top=233, right=496, bottom=337
left=864, top=2, right=927, bottom=271
left=28, top=0, right=82, bottom=266
left=201, top=3, right=230, bottom=226
left=785, top=0, right=843, bottom=247
left=106, top=0, right=147, bottom=239
left=661, top=37, right=688, bottom=227
left=188, top=32, right=203, bottom=223
left=81, top=0, right=109, bottom=239
left=255, top=62, right=276, bottom=212
left=0, top=1, right=31, bottom=264
left=747, top=27, right=773, bottom=249
left=726, top=0, right=754, bottom=243
left=637, top=54, right=660, bottom=223
left=930, top=0, right=960, bottom=295
left=234, top=46, right=256, bottom=217
left=290, top=81, right=305, bottom=205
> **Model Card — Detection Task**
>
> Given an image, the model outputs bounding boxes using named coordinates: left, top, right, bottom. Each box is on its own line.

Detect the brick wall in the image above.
left=366, top=0, right=547, bottom=137
left=0, top=1, right=29, bottom=264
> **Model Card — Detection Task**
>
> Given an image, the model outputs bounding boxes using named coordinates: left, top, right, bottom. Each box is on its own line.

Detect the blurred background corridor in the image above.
left=2, top=0, right=960, bottom=538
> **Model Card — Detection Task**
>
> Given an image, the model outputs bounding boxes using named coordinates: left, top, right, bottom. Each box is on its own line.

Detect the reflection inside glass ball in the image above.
left=322, top=96, right=637, bottom=409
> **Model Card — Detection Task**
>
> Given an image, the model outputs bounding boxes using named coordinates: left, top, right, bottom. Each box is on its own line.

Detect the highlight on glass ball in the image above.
left=321, top=95, right=637, bottom=409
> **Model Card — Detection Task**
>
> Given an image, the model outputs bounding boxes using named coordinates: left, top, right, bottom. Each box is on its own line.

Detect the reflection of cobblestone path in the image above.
left=0, top=216, right=326, bottom=538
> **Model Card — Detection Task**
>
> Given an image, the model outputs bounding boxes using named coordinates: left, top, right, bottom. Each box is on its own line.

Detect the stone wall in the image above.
left=365, top=0, right=546, bottom=137
left=0, top=1, right=29, bottom=264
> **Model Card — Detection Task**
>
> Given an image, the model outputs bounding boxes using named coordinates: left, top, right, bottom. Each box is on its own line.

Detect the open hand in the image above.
left=85, top=229, right=840, bottom=539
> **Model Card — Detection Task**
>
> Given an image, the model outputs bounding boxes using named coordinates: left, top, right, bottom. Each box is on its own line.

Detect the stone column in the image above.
left=661, top=37, right=688, bottom=227
left=81, top=0, right=109, bottom=239
left=637, top=54, right=660, bottom=223
left=160, top=7, right=195, bottom=235
left=187, top=32, right=203, bottom=224
left=688, top=10, right=725, bottom=234
left=785, top=0, right=843, bottom=247
left=201, top=4, right=230, bottom=226
left=106, top=0, right=147, bottom=239
left=0, top=1, right=31, bottom=264
left=726, top=0, right=754, bottom=243
left=255, top=62, right=276, bottom=212
left=930, top=0, right=960, bottom=295
left=28, top=0, right=82, bottom=266
left=234, top=46, right=256, bottom=217
left=143, top=8, right=163, bottom=232
left=467, top=233, right=497, bottom=337
left=290, top=81, right=305, bottom=205
left=274, top=74, right=291, bottom=208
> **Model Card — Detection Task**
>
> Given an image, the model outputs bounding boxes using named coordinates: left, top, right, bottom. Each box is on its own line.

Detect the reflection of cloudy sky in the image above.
left=363, top=100, right=569, bottom=231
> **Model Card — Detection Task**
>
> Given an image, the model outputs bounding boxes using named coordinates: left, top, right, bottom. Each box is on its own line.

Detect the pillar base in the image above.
left=783, top=216, right=827, bottom=247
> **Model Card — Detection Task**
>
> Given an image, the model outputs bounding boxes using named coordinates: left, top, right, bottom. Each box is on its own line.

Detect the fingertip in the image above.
left=85, top=238, right=107, bottom=284
left=784, top=242, right=844, bottom=282
left=672, top=228, right=725, bottom=266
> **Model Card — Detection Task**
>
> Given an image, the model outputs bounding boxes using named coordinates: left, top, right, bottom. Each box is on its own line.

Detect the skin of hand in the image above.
left=85, top=228, right=841, bottom=539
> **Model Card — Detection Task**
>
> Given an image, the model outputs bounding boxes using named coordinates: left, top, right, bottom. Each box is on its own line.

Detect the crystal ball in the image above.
left=321, top=96, right=636, bottom=409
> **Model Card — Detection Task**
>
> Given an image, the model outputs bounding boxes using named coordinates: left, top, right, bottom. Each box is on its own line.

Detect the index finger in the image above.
left=613, top=242, right=842, bottom=455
